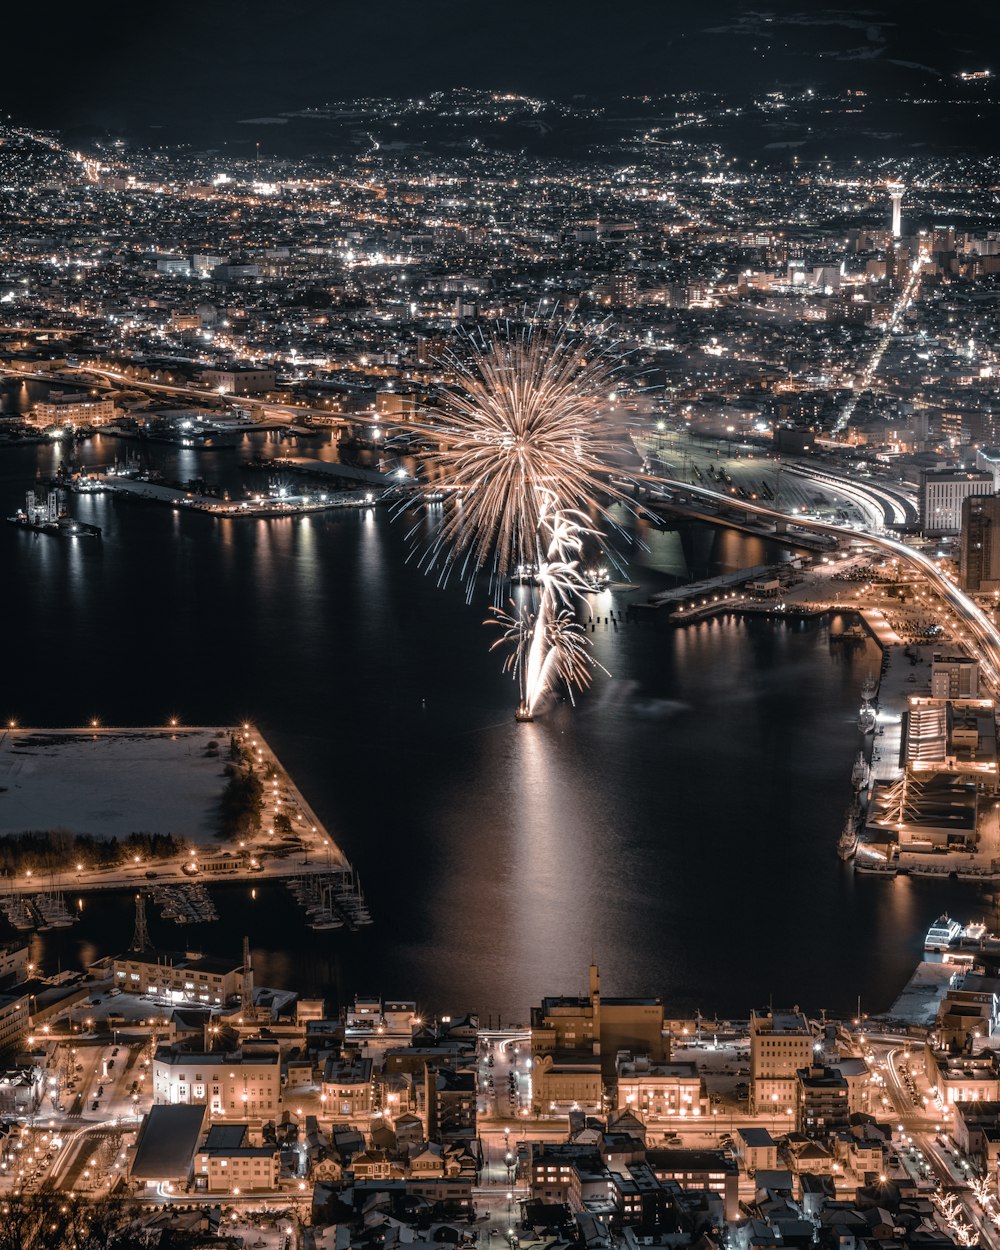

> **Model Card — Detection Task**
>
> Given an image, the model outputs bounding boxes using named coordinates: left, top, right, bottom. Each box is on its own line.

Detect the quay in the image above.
left=645, top=495, right=838, bottom=553
left=654, top=550, right=872, bottom=623
left=647, top=563, right=781, bottom=609
left=69, top=473, right=385, bottom=516
left=251, top=453, right=395, bottom=488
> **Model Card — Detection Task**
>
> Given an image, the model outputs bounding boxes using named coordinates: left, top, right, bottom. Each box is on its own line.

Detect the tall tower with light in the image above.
left=888, top=181, right=904, bottom=238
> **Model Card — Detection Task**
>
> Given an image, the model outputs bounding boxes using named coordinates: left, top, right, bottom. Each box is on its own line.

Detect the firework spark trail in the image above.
left=410, top=317, right=627, bottom=718
left=490, top=500, right=609, bottom=716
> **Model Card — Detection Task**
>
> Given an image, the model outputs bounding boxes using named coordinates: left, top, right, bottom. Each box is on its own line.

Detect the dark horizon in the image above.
left=5, top=0, right=999, bottom=137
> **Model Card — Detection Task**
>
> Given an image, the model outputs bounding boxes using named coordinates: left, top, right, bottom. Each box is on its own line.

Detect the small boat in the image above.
left=855, top=860, right=898, bottom=876
left=909, top=863, right=953, bottom=878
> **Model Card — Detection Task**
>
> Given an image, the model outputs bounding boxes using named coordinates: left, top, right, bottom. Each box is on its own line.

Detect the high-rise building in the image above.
left=888, top=181, right=904, bottom=239
left=920, top=469, right=993, bottom=536
left=961, top=493, right=1000, bottom=592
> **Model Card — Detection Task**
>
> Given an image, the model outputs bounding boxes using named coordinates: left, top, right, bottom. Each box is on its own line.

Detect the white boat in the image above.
left=925, top=914, right=962, bottom=951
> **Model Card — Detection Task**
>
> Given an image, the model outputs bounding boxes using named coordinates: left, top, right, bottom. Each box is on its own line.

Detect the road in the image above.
left=834, top=255, right=927, bottom=434
left=871, top=1036, right=1000, bottom=1249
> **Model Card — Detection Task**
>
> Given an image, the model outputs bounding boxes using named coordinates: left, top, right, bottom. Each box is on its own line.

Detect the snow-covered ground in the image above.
left=0, top=728, right=234, bottom=843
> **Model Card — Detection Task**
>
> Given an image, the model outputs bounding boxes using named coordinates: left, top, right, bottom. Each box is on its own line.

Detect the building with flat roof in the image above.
left=531, top=1051, right=602, bottom=1116
left=199, top=366, right=276, bottom=395
left=129, top=1104, right=207, bottom=1191
left=931, top=654, right=980, bottom=699
left=322, top=1056, right=375, bottom=1120
left=196, top=1124, right=279, bottom=1193
left=646, top=1148, right=739, bottom=1222
left=615, top=1052, right=707, bottom=1122
left=905, top=696, right=997, bottom=788
left=0, top=993, right=30, bottom=1054
left=921, top=468, right=993, bottom=536
left=153, top=1046, right=281, bottom=1120
left=796, top=1065, right=850, bottom=1137
left=107, top=948, right=244, bottom=1005
left=926, top=1048, right=1000, bottom=1105
left=33, top=393, right=117, bottom=428
left=425, top=1065, right=477, bottom=1141
left=749, top=1008, right=813, bottom=1115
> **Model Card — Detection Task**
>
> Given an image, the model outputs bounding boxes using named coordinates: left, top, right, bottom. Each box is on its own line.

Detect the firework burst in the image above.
left=418, top=317, right=628, bottom=587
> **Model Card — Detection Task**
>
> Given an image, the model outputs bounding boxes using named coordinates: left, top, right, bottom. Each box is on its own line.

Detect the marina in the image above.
left=149, top=882, right=219, bottom=926
left=286, top=871, right=372, bottom=932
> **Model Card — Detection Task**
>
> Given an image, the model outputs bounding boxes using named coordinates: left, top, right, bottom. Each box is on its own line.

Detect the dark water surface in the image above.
left=0, top=428, right=985, bottom=1022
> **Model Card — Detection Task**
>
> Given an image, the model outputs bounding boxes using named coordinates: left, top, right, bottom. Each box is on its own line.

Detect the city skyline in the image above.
left=5, top=3, right=1000, bottom=1245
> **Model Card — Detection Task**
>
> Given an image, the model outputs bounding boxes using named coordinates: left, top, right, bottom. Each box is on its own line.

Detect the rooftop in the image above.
left=131, top=1104, right=206, bottom=1180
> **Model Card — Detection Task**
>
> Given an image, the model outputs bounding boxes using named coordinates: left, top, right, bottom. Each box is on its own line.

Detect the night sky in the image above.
left=4, top=0, right=999, bottom=135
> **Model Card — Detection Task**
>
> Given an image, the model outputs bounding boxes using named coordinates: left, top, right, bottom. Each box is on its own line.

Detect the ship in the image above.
left=851, top=752, right=871, bottom=793
left=925, top=914, right=962, bottom=952
left=837, top=802, right=861, bottom=860
left=924, top=915, right=1000, bottom=955
left=6, top=489, right=101, bottom=538
left=832, top=624, right=868, bottom=643
left=861, top=674, right=878, bottom=701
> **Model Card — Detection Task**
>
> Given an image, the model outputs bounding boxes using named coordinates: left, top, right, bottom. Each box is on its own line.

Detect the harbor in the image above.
left=845, top=629, right=1000, bottom=878
left=286, top=870, right=373, bottom=932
